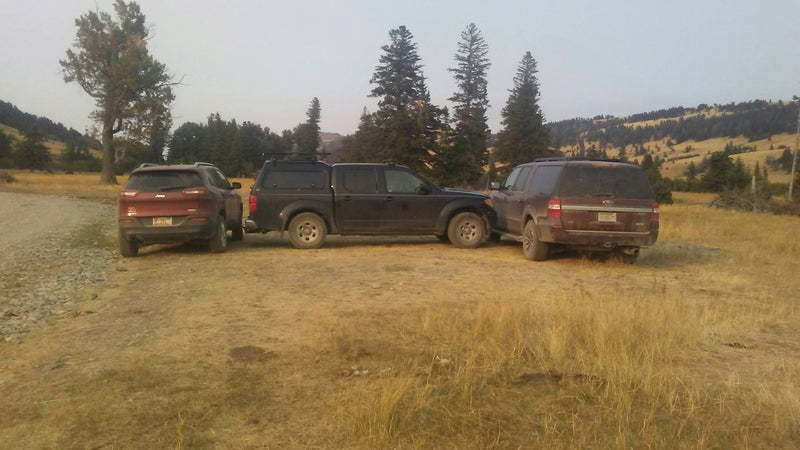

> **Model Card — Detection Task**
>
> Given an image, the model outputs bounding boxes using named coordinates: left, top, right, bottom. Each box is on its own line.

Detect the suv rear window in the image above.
left=126, top=171, right=203, bottom=192
left=528, top=165, right=561, bottom=195
left=557, top=165, right=654, bottom=199
left=261, top=170, right=327, bottom=190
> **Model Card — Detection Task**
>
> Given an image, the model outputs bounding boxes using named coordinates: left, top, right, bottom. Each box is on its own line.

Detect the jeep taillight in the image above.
left=652, top=203, right=660, bottom=221
left=119, top=190, right=139, bottom=198
left=181, top=187, right=209, bottom=196
left=547, top=199, right=561, bottom=218
left=249, top=194, right=257, bottom=213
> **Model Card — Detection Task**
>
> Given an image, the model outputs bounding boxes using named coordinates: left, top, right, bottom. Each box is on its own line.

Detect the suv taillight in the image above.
left=547, top=199, right=561, bottom=218
left=249, top=194, right=257, bottom=213
left=652, top=203, right=660, bottom=221
left=181, top=187, right=209, bottom=196
left=119, top=190, right=139, bottom=198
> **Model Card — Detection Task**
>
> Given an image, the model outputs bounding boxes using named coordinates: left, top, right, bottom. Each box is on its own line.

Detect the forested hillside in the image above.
left=546, top=100, right=799, bottom=206
left=548, top=100, right=797, bottom=160
left=0, top=100, right=88, bottom=147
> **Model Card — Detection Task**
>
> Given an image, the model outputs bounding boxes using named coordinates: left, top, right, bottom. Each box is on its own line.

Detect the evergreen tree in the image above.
left=442, top=23, right=491, bottom=187
left=362, top=25, right=441, bottom=173
left=167, top=122, right=206, bottom=163
left=295, top=97, right=322, bottom=157
left=685, top=161, right=699, bottom=191
left=0, top=129, right=12, bottom=168
left=12, top=126, right=51, bottom=171
left=60, top=0, right=176, bottom=184
left=233, top=122, right=266, bottom=174
left=640, top=154, right=673, bottom=204
left=494, top=51, right=553, bottom=177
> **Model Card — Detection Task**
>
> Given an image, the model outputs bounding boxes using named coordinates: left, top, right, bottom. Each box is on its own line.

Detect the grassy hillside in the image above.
left=550, top=101, right=799, bottom=185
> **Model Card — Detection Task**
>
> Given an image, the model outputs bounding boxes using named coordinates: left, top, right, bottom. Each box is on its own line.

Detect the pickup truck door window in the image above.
left=336, top=166, right=381, bottom=232
left=380, top=168, right=439, bottom=231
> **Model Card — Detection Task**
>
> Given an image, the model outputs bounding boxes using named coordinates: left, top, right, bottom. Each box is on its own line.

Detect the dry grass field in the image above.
left=0, top=174, right=798, bottom=448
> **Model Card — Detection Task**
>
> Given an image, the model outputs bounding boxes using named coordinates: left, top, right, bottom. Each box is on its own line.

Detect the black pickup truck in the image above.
left=245, top=160, right=496, bottom=249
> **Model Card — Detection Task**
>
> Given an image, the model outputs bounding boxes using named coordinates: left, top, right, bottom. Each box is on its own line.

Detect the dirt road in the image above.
left=0, top=192, right=797, bottom=447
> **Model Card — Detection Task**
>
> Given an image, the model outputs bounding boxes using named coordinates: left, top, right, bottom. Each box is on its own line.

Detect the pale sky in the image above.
left=1, top=0, right=798, bottom=136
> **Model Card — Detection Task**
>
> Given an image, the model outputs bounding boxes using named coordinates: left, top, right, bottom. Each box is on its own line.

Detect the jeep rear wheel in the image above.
left=447, top=212, right=485, bottom=249
left=288, top=212, right=326, bottom=249
left=209, top=217, right=227, bottom=253
left=522, top=220, right=548, bottom=261
left=118, top=231, right=139, bottom=257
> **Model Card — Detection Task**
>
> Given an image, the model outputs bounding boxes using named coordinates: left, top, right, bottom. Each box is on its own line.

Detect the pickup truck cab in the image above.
left=246, top=160, right=495, bottom=249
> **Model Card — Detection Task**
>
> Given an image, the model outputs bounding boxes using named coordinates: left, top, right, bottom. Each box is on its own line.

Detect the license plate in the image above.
left=152, top=217, right=173, bottom=226
left=597, top=212, right=617, bottom=222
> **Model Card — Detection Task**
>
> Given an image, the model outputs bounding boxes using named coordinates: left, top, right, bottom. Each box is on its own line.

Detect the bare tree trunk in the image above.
left=100, top=122, right=118, bottom=185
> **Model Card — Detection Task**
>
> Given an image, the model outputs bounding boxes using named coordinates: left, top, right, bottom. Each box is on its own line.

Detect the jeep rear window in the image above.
left=125, top=171, right=203, bottom=192
left=261, top=170, right=327, bottom=190
left=557, top=165, right=655, bottom=199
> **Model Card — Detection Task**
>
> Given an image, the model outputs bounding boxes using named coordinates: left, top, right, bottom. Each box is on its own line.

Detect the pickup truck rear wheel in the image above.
left=448, top=212, right=485, bottom=249
left=288, top=212, right=326, bottom=249
left=522, top=220, right=548, bottom=261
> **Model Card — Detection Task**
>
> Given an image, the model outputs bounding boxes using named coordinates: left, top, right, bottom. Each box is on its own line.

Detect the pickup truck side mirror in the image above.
left=415, top=184, right=431, bottom=195
left=490, top=181, right=501, bottom=190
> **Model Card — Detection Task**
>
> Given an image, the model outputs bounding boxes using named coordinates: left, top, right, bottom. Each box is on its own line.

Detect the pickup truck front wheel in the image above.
left=288, top=212, right=326, bottom=249
left=447, top=212, right=485, bottom=249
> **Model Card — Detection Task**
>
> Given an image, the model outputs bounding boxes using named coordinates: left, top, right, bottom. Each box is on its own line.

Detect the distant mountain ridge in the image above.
left=547, top=99, right=798, bottom=153
left=0, top=99, right=87, bottom=146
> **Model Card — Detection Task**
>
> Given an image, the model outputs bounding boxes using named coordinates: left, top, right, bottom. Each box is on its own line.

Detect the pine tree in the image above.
left=12, top=126, right=51, bottom=171
left=365, top=26, right=441, bottom=173
left=494, top=51, right=552, bottom=178
left=442, top=23, right=491, bottom=187
left=295, top=97, right=322, bottom=157
left=0, top=129, right=12, bottom=167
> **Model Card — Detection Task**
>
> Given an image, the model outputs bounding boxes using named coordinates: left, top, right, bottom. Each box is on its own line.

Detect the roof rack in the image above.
left=193, top=162, right=215, bottom=167
left=138, top=163, right=159, bottom=168
left=534, top=156, right=567, bottom=162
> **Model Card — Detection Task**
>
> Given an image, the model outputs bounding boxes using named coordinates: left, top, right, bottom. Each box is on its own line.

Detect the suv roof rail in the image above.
left=534, top=156, right=567, bottom=162
left=565, top=157, right=622, bottom=163
left=138, top=163, right=159, bottom=168
left=193, top=161, right=215, bottom=167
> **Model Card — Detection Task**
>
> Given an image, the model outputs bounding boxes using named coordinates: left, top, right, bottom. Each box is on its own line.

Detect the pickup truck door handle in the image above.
left=385, top=196, right=394, bottom=201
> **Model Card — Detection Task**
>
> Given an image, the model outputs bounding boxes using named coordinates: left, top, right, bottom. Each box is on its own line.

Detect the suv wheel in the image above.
left=288, top=212, right=326, bottom=249
left=118, top=231, right=139, bottom=257
left=209, top=217, right=227, bottom=253
left=448, top=212, right=485, bottom=249
left=523, top=220, right=548, bottom=261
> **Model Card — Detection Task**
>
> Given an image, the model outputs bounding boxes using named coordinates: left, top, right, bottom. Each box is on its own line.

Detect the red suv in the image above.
left=117, top=162, right=243, bottom=257
left=490, top=158, right=659, bottom=263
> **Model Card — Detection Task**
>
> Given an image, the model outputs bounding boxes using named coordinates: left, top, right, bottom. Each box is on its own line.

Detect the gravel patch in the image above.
left=0, top=193, right=118, bottom=340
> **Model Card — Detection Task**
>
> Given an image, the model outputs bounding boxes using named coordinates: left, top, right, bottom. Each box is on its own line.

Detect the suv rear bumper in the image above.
left=541, top=225, right=659, bottom=249
left=119, top=216, right=217, bottom=244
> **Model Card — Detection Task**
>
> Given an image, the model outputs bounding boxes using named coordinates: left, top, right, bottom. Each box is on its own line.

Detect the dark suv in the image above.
left=117, top=162, right=243, bottom=257
left=490, top=158, right=659, bottom=262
